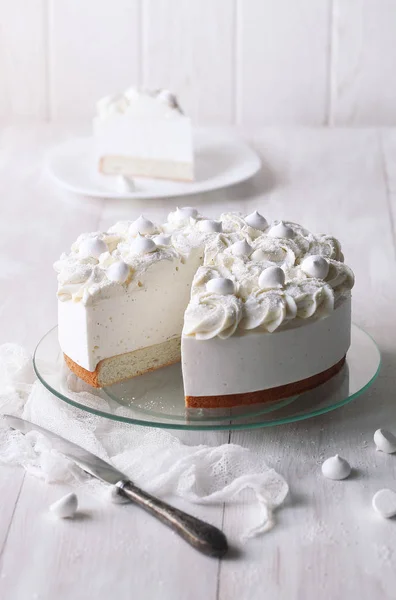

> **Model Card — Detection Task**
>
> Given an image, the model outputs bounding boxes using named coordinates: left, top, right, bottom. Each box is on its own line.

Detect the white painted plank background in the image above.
left=142, top=0, right=235, bottom=124
left=331, top=0, right=396, bottom=125
left=1, top=0, right=396, bottom=124
left=0, top=0, right=47, bottom=118
left=48, top=0, right=141, bottom=119
left=236, top=0, right=331, bottom=125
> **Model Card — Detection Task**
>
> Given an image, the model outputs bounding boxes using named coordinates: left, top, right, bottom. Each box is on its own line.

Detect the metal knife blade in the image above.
left=3, top=414, right=127, bottom=486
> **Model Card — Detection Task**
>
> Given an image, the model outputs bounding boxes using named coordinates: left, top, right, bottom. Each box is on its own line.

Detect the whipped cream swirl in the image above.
left=183, top=292, right=242, bottom=340
left=55, top=210, right=354, bottom=338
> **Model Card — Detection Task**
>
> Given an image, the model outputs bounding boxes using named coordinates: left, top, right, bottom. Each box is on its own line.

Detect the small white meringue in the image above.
left=206, top=278, right=235, bottom=295
left=199, top=220, right=222, bottom=233
left=372, top=489, right=396, bottom=518
left=152, top=234, right=172, bottom=247
left=175, top=206, right=198, bottom=219
left=301, top=255, right=330, bottom=279
left=129, top=215, right=156, bottom=236
left=131, top=235, right=157, bottom=254
left=115, top=175, right=135, bottom=194
left=230, top=240, right=253, bottom=257
left=258, top=266, right=285, bottom=289
left=245, top=211, right=268, bottom=231
left=79, top=237, right=107, bottom=259
left=156, top=89, right=177, bottom=107
left=50, top=493, right=78, bottom=519
left=321, top=455, right=351, bottom=480
left=267, top=222, right=294, bottom=239
left=374, top=429, right=396, bottom=454
left=106, top=261, right=130, bottom=283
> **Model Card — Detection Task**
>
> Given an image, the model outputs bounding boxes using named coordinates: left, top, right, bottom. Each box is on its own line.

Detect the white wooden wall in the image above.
left=1, top=0, right=396, bottom=125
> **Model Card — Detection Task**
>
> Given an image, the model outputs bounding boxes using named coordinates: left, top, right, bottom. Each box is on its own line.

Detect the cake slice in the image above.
left=93, top=88, right=194, bottom=181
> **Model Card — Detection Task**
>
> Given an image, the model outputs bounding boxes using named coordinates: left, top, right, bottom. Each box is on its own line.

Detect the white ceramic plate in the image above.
left=47, top=128, right=261, bottom=200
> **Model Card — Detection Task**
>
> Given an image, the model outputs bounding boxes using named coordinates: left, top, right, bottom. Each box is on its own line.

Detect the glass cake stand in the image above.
left=33, top=325, right=381, bottom=431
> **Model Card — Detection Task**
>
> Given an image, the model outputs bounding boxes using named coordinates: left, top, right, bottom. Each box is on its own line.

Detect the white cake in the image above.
left=54, top=209, right=354, bottom=408
left=93, top=88, right=194, bottom=181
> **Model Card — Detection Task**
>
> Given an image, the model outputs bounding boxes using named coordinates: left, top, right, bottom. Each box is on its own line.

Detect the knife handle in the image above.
left=116, top=480, right=228, bottom=558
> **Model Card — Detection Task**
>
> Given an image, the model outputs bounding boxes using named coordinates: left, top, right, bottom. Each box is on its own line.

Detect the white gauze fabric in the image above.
left=0, top=343, right=288, bottom=539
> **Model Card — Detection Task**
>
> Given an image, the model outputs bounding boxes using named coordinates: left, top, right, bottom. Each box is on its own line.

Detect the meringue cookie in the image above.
left=115, top=175, right=135, bottom=194
left=157, top=89, right=177, bottom=108
left=79, top=237, right=107, bottom=259
left=131, top=235, right=157, bottom=254
left=167, top=207, right=198, bottom=227
left=321, top=455, right=351, bottom=480
left=301, top=255, right=330, bottom=279
left=267, top=222, right=294, bottom=239
left=372, top=489, right=396, bottom=518
left=206, top=278, right=235, bottom=295
left=231, top=240, right=253, bottom=257
left=374, top=429, right=396, bottom=454
left=50, top=493, right=78, bottom=519
left=152, top=234, right=172, bottom=247
left=245, top=211, right=268, bottom=231
left=199, top=220, right=222, bottom=233
left=175, top=206, right=198, bottom=219
left=258, top=266, right=285, bottom=289
left=106, top=260, right=130, bottom=283
left=129, top=215, right=156, bottom=236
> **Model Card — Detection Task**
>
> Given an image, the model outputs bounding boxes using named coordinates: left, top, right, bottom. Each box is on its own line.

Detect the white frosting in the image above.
left=301, top=255, right=330, bottom=279
left=374, top=429, right=396, bottom=454
left=268, top=222, right=294, bottom=239
left=183, top=292, right=242, bottom=340
left=50, top=493, right=78, bottom=519
left=206, top=278, right=235, bottom=295
left=258, top=266, right=285, bottom=289
left=55, top=210, right=354, bottom=370
left=321, top=455, right=351, bottom=480
left=129, top=215, right=156, bottom=236
left=106, top=261, right=130, bottom=283
left=96, top=88, right=183, bottom=120
left=245, top=211, right=268, bottom=231
left=372, top=489, right=396, bottom=518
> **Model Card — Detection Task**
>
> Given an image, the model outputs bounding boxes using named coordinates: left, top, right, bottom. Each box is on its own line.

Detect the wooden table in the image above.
left=0, top=124, right=395, bottom=600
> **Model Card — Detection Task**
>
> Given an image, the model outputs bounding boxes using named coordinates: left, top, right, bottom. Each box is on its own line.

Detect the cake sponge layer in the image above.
left=99, top=156, right=194, bottom=181
left=64, top=336, right=181, bottom=388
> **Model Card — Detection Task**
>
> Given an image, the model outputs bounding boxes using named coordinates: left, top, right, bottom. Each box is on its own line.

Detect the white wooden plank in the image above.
left=49, top=0, right=140, bottom=119
left=219, top=128, right=396, bottom=599
left=332, top=0, right=396, bottom=125
left=236, top=0, right=331, bottom=126
left=0, top=454, right=225, bottom=600
left=142, top=0, right=235, bottom=124
left=0, top=0, right=47, bottom=118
